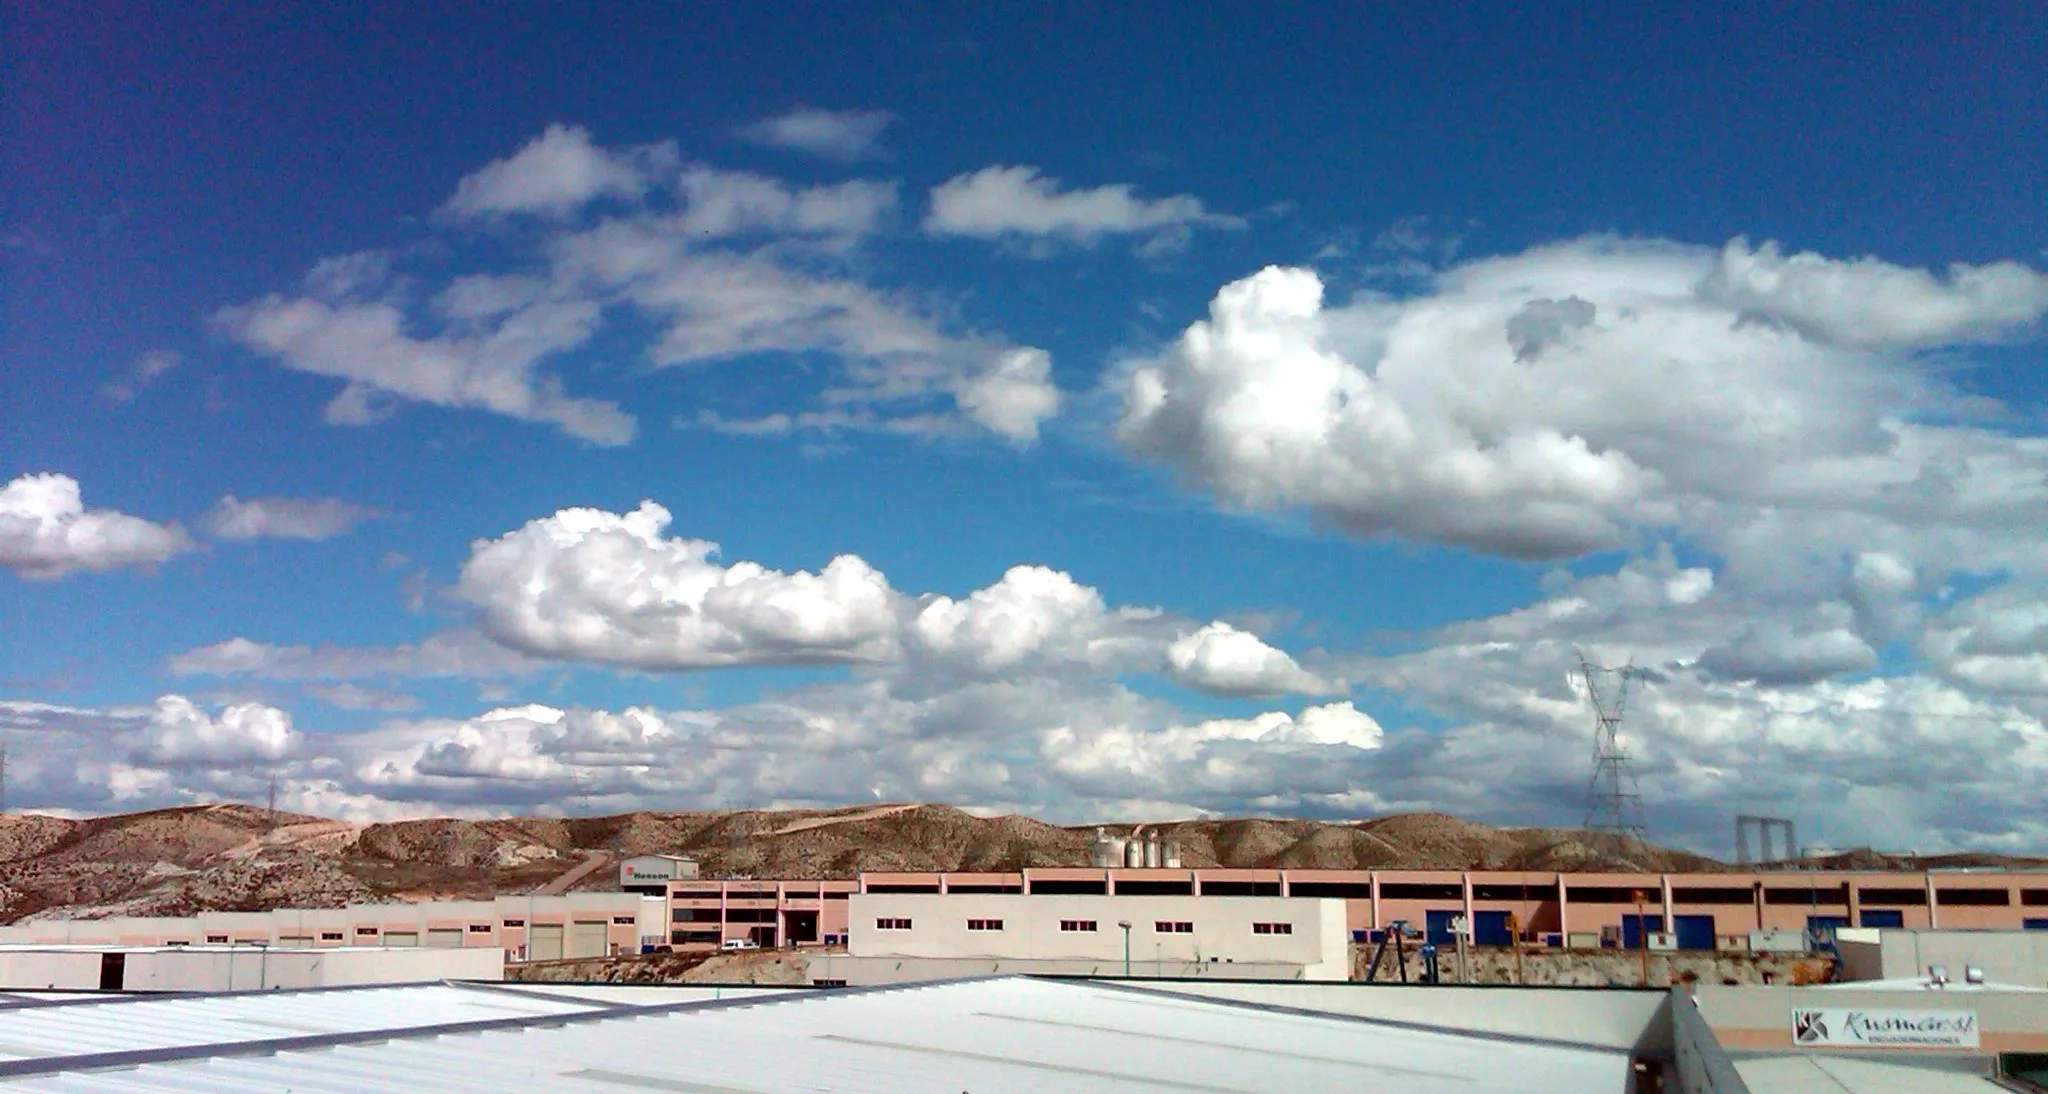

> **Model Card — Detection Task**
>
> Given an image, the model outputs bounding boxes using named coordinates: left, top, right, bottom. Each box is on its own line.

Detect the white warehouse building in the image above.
left=844, top=894, right=1351, bottom=981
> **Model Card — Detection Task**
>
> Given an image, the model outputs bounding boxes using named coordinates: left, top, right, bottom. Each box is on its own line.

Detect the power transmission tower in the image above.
left=265, top=774, right=278, bottom=834
left=1578, top=656, right=1648, bottom=842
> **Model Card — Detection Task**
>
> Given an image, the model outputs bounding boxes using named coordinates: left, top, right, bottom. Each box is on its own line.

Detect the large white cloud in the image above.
left=549, top=216, right=1061, bottom=444
left=214, top=290, right=634, bottom=445
left=222, top=127, right=1065, bottom=446
left=130, top=695, right=300, bottom=769
left=1118, top=238, right=2048, bottom=562
left=442, top=124, right=677, bottom=220
left=0, top=473, right=193, bottom=580
left=908, top=565, right=1161, bottom=677
left=455, top=501, right=903, bottom=670
left=925, top=165, right=1242, bottom=252
left=1165, top=622, right=1338, bottom=697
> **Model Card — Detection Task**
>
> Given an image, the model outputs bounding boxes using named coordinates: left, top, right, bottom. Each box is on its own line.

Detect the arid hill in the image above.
left=2, top=803, right=2038, bottom=923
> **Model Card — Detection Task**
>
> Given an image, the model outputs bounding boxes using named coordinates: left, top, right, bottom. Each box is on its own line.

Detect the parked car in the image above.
left=720, top=938, right=760, bottom=951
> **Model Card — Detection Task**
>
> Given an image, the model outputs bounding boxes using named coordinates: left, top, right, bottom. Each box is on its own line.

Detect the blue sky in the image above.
left=4, top=3, right=2047, bottom=853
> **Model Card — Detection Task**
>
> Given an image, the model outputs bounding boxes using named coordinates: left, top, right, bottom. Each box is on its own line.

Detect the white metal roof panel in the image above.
left=483, top=982, right=803, bottom=1006
left=0, top=983, right=604, bottom=1064
left=0, top=977, right=1633, bottom=1092
left=1735, top=1053, right=1994, bottom=1093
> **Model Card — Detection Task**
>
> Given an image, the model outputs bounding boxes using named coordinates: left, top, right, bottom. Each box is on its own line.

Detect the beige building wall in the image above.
left=848, top=894, right=1350, bottom=980
left=1695, top=982, right=2048, bottom=1054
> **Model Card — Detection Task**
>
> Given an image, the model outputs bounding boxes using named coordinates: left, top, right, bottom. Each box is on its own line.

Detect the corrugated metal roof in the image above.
left=0, top=977, right=1632, bottom=1092
left=0, top=983, right=606, bottom=1064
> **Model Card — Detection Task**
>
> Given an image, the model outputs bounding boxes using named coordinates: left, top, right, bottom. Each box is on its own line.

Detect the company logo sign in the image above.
left=1789, top=1008, right=1978, bottom=1049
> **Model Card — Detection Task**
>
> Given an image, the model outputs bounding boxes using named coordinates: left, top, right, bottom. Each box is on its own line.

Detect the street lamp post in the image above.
left=1117, top=921, right=1131, bottom=977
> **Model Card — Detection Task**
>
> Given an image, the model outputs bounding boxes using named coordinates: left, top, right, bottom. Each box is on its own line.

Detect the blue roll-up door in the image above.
left=1425, top=909, right=1461, bottom=944
left=1471, top=911, right=1513, bottom=946
left=1860, top=909, right=1904, bottom=928
left=1621, top=914, right=1664, bottom=950
left=2024, top=919, right=2048, bottom=931
left=1673, top=915, right=1716, bottom=951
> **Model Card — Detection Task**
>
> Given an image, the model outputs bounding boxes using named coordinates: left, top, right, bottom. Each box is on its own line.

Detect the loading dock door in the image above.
left=383, top=931, right=419, bottom=948
left=1621, top=915, right=1664, bottom=951
left=784, top=910, right=818, bottom=945
left=528, top=923, right=564, bottom=961
left=1471, top=911, right=1513, bottom=947
left=1860, top=910, right=1904, bottom=928
left=1673, top=915, right=1717, bottom=951
left=425, top=928, right=463, bottom=948
left=278, top=935, right=313, bottom=948
left=98, top=953, right=125, bottom=991
left=1425, top=910, right=1461, bottom=945
left=570, top=920, right=608, bottom=958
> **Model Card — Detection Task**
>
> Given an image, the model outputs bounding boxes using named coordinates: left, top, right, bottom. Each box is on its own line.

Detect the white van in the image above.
left=720, top=938, right=760, bottom=951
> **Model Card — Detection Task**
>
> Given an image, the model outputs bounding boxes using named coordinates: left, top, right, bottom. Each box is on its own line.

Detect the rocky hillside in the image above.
left=5, top=801, right=2033, bottom=923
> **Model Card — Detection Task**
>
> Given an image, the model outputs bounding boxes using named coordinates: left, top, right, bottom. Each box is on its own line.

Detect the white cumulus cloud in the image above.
left=131, top=695, right=299, bottom=768
left=677, top=168, right=897, bottom=239
left=1165, top=621, right=1336, bottom=697
left=1118, top=237, right=2048, bottom=562
left=455, top=501, right=903, bottom=670
left=0, top=473, right=194, bottom=580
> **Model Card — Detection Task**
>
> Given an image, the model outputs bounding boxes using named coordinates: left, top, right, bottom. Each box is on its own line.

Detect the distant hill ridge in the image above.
left=0, top=802, right=2038, bottom=923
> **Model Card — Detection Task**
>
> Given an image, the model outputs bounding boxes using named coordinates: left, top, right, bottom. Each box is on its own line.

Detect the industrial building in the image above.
left=0, top=893, right=664, bottom=963
left=839, top=892, right=1351, bottom=980
left=656, top=865, right=2048, bottom=953
left=0, top=943, right=504, bottom=991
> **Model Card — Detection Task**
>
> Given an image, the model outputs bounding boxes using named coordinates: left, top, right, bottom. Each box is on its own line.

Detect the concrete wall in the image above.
left=1694, top=983, right=2048, bottom=1055
left=848, top=894, right=1350, bottom=980
left=1867, top=929, right=2048, bottom=987
left=799, top=953, right=1313, bottom=986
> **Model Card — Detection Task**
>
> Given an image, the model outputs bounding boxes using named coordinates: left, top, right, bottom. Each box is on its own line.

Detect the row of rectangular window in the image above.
left=868, top=917, right=1289, bottom=936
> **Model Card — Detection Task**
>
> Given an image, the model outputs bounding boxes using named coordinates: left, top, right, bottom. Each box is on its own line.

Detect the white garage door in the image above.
left=570, top=920, right=609, bottom=959
left=528, top=923, right=564, bottom=962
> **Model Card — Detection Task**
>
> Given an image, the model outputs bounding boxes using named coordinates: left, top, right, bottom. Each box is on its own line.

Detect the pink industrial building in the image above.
left=662, top=867, right=2048, bottom=952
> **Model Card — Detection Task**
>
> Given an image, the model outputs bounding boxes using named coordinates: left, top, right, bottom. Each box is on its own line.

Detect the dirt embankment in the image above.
left=1351, top=944, right=1832, bottom=987
left=507, top=949, right=813, bottom=986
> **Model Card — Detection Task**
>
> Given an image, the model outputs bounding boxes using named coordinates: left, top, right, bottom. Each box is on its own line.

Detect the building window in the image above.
left=1059, top=919, right=1098, bottom=933
left=1856, top=889, right=1926, bottom=907
left=164, top=940, right=189, bottom=947
left=612, top=916, right=637, bottom=925
left=467, top=924, right=493, bottom=933
left=967, top=918, right=1004, bottom=931
left=875, top=917, right=913, bottom=931
left=823, top=891, right=851, bottom=900
left=1937, top=889, right=2011, bottom=907
left=356, top=927, right=380, bottom=936
left=1154, top=921, right=1194, bottom=934
left=1252, top=922, right=1294, bottom=935
left=206, top=935, right=229, bottom=943
left=502, top=918, right=525, bottom=928
left=812, top=978, right=849, bottom=987
left=320, top=932, right=344, bottom=941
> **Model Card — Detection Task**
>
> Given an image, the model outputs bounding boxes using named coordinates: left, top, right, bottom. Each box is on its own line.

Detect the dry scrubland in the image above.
left=1, top=802, right=2036, bottom=923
